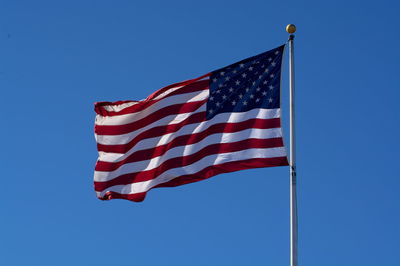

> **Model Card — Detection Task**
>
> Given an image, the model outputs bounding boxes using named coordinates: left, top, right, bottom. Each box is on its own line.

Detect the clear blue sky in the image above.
left=1, top=1, right=399, bottom=265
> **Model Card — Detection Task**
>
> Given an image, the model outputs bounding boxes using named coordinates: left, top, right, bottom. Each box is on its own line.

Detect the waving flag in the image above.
left=94, top=45, right=289, bottom=202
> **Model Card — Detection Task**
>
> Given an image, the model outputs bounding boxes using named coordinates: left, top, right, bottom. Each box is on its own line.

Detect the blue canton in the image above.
left=206, top=45, right=284, bottom=119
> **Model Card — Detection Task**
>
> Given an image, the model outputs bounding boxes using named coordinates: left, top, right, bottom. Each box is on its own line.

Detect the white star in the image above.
left=218, top=84, right=223, bottom=88
left=263, top=80, right=268, bottom=85
left=268, top=57, right=272, bottom=62
left=262, top=91, right=267, bottom=96
left=243, top=101, right=248, bottom=106
left=252, top=81, right=256, bottom=86
left=269, top=85, right=274, bottom=90
left=222, top=95, right=227, bottom=100
left=248, top=66, right=254, bottom=71
left=235, top=80, right=240, bottom=85
left=261, top=64, right=265, bottom=68
left=271, top=62, right=276, bottom=67
left=264, top=68, right=269, bottom=73
left=240, top=63, right=245, bottom=68
left=225, top=76, right=230, bottom=81
left=275, top=50, right=279, bottom=55
left=216, top=102, right=221, bottom=107
left=210, top=96, right=214, bottom=101
left=229, top=87, right=234, bottom=92
left=220, top=71, right=225, bottom=76
left=270, top=74, right=275, bottom=78
left=209, top=109, right=214, bottom=114
left=258, top=75, right=263, bottom=79
left=216, top=89, right=221, bottom=94
left=256, top=98, right=260, bottom=102
left=238, top=94, right=243, bottom=99
left=212, top=78, right=217, bottom=83
left=246, top=88, right=250, bottom=92
left=242, top=73, right=247, bottom=78
left=233, top=70, right=237, bottom=74
left=250, top=94, right=254, bottom=99
left=268, top=98, right=273, bottom=103
left=256, top=87, right=261, bottom=91
left=232, top=100, right=236, bottom=105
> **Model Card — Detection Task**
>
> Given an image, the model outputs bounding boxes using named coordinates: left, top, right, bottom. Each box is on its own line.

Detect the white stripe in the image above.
left=94, top=127, right=284, bottom=182
left=96, top=107, right=281, bottom=146
left=152, top=77, right=209, bottom=101
left=96, top=89, right=208, bottom=126
left=152, top=85, right=184, bottom=100
left=96, top=147, right=287, bottom=196
left=101, top=101, right=139, bottom=112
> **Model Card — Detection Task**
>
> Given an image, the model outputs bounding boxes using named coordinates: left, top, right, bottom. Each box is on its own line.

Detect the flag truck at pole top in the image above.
left=286, top=23, right=298, bottom=266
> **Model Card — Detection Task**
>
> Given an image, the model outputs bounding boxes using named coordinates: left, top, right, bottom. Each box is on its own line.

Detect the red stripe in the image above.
left=95, top=99, right=207, bottom=135
left=95, top=78, right=209, bottom=116
left=97, top=111, right=206, bottom=153
left=94, top=137, right=285, bottom=191
left=96, top=118, right=282, bottom=172
left=147, top=73, right=210, bottom=101
left=98, top=156, right=289, bottom=202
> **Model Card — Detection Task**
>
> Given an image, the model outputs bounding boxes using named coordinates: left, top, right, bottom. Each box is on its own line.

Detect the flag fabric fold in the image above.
left=94, top=44, right=289, bottom=202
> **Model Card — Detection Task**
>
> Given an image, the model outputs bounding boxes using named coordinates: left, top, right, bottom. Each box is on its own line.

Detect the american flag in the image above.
left=94, top=45, right=289, bottom=202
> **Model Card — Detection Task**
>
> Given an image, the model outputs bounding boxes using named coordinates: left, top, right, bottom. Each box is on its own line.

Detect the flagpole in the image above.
left=286, top=24, right=298, bottom=266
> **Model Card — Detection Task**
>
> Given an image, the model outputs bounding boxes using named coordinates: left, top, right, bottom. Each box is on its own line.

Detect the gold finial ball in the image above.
left=286, top=24, right=296, bottom=34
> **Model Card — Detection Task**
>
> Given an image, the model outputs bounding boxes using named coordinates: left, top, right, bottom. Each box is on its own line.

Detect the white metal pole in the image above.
left=286, top=24, right=298, bottom=266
